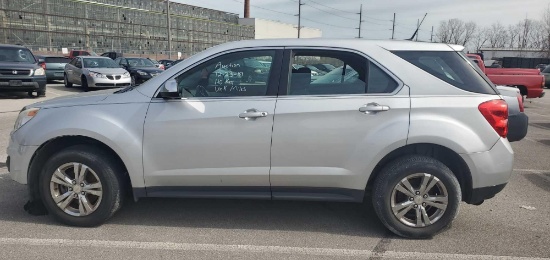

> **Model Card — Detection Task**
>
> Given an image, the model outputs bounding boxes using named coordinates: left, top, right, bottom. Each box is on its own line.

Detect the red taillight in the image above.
left=478, top=99, right=508, bottom=138
left=516, top=93, right=524, bottom=112
left=39, top=62, right=46, bottom=70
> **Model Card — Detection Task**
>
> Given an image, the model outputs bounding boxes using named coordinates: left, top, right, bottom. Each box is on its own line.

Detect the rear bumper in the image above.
left=460, top=138, right=514, bottom=204
left=45, top=70, right=64, bottom=80
left=507, top=112, right=528, bottom=142
left=527, top=88, right=545, bottom=98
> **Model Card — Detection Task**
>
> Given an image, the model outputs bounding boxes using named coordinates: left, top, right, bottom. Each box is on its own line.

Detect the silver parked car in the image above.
left=7, top=39, right=514, bottom=238
left=64, top=56, right=131, bottom=91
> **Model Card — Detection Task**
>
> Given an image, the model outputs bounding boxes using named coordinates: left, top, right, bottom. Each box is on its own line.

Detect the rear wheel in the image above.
left=372, top=155, right=461, bottom=238
left=38, top=145, right=125, bottom=227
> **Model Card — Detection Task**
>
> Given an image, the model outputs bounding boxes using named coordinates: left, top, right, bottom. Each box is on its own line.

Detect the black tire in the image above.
left=27, top=91, right=36, bottom=98
left=372, top=155, right=461, bottom=239
left=37, top=90, right=46, bottom=97
left=38, top=145, right=125, bottom=227
left=64, top=74, right=73, bottom=88
left=130, top=75, right=136, bottom=86
left=81, top=77, right=90, bottom=92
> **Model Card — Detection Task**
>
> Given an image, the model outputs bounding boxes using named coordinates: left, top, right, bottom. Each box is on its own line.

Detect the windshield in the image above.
left=0, top=47, right=36, bottom=63
left=127, top=58, right=155, bottom=67
left=82, top=58, right=120, bottom=68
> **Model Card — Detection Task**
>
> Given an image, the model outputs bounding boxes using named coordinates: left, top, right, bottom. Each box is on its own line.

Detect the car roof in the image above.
left=205, top=39, right=465, bottom=52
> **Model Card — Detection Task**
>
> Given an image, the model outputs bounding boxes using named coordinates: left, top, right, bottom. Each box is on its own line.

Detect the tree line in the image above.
left=435, top=6, right=550, bottom=56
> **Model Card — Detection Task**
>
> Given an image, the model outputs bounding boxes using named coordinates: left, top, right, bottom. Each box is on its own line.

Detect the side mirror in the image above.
left=159, top=79, right=180, bottom=99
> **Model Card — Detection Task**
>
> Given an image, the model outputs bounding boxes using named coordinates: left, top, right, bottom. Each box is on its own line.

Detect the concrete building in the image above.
left=0, top=0, right=255, bottom=57
left=239, top=18, right=322, bottom=39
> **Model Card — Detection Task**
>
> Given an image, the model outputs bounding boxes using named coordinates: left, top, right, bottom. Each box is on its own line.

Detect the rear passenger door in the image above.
left=270, top=48, right=411, bottom=201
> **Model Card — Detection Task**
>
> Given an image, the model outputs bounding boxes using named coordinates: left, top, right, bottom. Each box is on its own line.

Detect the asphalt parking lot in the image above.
left=0, top=83, right=549, bottom=259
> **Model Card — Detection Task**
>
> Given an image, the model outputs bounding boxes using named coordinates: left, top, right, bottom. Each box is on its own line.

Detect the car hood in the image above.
left=0, top=62, right=39, bottom=69
left=86, top=68, right=128, bottom=74
left=28, top=89, right=117, bottom=109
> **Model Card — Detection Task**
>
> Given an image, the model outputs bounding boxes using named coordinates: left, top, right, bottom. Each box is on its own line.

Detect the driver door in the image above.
left=143, top=48, right=282, bottom=198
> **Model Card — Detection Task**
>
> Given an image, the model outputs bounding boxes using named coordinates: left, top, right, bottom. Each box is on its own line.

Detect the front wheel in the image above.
left=64, top=74, right=73, bottom=88
left=81, top=77, right=90, bottom=92
left=372, top=155, right=461, bottom=238
left=38, top=145, right=125, bottom=227
left=131, top=75, right=136, bottom=86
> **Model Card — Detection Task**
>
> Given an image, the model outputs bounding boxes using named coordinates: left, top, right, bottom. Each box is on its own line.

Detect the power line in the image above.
left=231, top=0, right=294, bottom=16
left=304, top=2, right=356, bottom=21
left=305, top=0, right=356, bottom=14
left=301, top=17, right=353, bottom=29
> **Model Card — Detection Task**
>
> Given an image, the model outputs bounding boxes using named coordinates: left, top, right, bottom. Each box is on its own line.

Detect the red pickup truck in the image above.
left=467, top=54, right=545, bottom=99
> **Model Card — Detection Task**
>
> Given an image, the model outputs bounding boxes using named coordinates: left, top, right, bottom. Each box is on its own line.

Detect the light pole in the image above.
left=167, top=0, right=172, bottom=59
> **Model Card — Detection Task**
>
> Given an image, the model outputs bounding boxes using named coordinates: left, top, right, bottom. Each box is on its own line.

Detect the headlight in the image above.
left=122, top=72, right=130, bottom=78
left=34, top=68, right=45, bottom=76
left=137, top=70, right=148, bottom=76
left=14, top=108, right=40, bottom=131
left=89, top=72, right=106, bottom=78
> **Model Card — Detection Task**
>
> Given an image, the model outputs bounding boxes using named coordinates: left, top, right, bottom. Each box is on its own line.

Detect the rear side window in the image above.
left=45, top=57, right=71, bottom=63
left=392, top=51, right=496, bottom=94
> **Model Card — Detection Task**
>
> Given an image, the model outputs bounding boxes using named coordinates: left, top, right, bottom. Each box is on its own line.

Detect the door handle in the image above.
left=239, top=109, right=268, bottom=120
left=359, top=103, right=390, bottom=114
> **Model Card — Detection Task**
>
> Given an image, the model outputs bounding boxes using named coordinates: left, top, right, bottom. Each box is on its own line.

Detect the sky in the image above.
left=175, top=0, right=550, bottom=41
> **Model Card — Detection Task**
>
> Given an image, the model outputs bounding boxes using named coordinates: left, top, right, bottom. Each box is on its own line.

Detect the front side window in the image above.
left=75, top=59, right=82, bottom=68
left=288, top=50, right=398, bottom=95
left=174, top=50, right=275, bottom=98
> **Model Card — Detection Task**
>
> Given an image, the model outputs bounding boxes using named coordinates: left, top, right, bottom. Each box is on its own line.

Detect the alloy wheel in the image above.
left=49, top=163, right=103, bottom=217
left=390, top=173, right=448, bottom=227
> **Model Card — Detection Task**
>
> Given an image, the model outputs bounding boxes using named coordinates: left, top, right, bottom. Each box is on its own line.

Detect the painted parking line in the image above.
left=0, top=237, right=547, bottom=260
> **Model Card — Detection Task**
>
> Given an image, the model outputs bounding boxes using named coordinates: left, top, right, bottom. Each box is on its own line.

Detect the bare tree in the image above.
left=542, top=4, right=550, bottom=57
left=436, top=18, right=477, bottom=46
left=471, top=27, right=489, bottom=52
left=508, top=24, right=520, bottom=48
left=488, top=22, right=508, bottom=48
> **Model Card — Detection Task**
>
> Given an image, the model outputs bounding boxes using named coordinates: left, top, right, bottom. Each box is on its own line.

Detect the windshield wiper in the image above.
left=114, top=85, right=136, bottom=94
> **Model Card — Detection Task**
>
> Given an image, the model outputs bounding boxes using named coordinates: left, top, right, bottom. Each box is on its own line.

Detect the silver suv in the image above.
left=7, top=39, right=513, bottom=238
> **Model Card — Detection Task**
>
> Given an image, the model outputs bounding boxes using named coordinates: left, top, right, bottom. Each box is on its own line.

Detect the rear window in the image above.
left=542, top=66, right=550, bottom=73
left=45, top=57, right=71, bottom=63
left=392, top=51, right=496, bottom=94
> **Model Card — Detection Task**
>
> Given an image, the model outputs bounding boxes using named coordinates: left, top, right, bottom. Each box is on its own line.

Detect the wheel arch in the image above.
left=27, top=136, right=134, bottom=201
left=366, top=143, right=474, bottom=203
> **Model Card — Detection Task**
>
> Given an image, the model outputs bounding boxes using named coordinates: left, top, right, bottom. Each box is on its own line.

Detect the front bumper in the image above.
left=0, top=76, right=46, bottom=92
left=7, top=133, right=39, bottom=184
left=460, top=138, right=514, bottom=204
left=87, top=76, right=131, bottom=88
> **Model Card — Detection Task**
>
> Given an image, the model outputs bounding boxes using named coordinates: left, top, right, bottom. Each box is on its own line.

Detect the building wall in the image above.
left=239, top=18, right=322, bottom=39
left=479, top=48, right=548, bottom=59
left=0, top=0, right=254, bottom=57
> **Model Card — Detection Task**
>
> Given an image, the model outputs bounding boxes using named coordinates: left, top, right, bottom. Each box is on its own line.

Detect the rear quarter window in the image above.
left=392, top=51, right=497, bottom=95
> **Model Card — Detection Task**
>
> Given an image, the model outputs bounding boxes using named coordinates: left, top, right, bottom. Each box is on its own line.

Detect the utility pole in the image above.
left=167, top=0, right=172, bottom=59
left=356, top=4, right=363, bottom=38
left=416, top=19, right=419, bottom=41
left=297, top=0, right=304, bottom=38
left=391, top=13, right=396, bottom=40
left=430, top=26, right=434, bottom=42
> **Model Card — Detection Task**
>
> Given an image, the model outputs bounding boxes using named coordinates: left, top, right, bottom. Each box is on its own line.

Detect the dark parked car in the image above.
left=35, top=55, right=71, bottom=83
left=159, top=59, right=174, bottom=69
left=114, top=57, right=163, bottom=85
left=535, top=64, right=548, bottom=72
left=101, top=51, right=123, bottom=60
left=0, top=44, right=46, bottom=97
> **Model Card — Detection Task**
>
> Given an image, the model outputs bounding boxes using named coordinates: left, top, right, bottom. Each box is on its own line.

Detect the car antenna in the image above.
left=407, top=13, right=427, bottom=41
